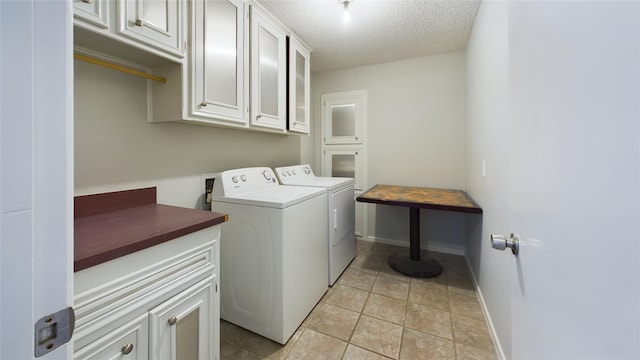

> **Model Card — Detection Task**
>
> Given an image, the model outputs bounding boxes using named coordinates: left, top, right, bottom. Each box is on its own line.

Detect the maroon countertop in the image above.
left=74, top=187, right=227, bottom=272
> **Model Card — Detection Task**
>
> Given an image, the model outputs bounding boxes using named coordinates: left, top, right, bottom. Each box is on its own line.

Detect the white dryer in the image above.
left=275, top=164, right=355, bottom=286
left=211, top=167, right=328, bottom=344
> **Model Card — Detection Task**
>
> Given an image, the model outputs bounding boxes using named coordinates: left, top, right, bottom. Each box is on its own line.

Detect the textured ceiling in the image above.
left=256, top=0, right=481, bottom=73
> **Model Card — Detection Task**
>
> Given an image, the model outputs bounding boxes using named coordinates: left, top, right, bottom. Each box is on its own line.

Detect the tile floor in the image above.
left=220, top=240, right=498, bottom=360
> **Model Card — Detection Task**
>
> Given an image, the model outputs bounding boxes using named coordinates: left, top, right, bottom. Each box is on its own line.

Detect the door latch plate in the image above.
left=34, top=307, right=75, bottom=357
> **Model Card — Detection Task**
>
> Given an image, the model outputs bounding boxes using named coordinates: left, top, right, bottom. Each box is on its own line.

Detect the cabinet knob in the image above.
left=121, top=343, right=134, bottom=355
left=256, top=115, right=262, bottom=121
left=135, top=19, right=144, bottom=27
left=168, top=316, right=178, bottom=326
left=200, top=101, right=207, bottom=107
left=81, top=0, right=93, bottom=4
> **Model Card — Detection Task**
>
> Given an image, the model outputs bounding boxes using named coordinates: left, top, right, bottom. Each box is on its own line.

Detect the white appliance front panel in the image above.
left=329, top=185, right=356, bottom=285
left=275, top=164, right=356, bottom=285
left=212, top=193, right=328, bottom=344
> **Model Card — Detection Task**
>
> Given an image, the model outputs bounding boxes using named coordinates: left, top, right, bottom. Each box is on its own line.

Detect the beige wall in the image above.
left=74, top=60, right=302, bottom=208
left=76, top=50, right=468, bottom=253
left=311, top=52, right=468, bottom=253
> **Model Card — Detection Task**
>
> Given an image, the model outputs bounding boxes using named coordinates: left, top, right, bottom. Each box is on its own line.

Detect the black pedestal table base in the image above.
left=388, top=253, right=443, bottom=278
left=387, top=207, right=443, bottom=278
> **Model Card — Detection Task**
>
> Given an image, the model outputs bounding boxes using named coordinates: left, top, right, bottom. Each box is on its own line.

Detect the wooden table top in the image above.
left=356, top=184, right=482, bottom=214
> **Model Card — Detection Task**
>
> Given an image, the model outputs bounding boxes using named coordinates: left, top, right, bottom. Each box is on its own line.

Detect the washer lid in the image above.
left=212, top=185, right=325, bottom=209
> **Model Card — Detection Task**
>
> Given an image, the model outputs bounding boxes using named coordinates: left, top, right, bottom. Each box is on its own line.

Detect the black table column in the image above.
left=387, top=207, right=443, bottom=278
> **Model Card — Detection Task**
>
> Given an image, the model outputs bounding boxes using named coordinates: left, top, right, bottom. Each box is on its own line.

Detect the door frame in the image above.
left=0, top=1, right=74, bottom=358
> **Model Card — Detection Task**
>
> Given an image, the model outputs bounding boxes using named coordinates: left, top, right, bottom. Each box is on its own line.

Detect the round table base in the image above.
left=388, top=253, right=443, bottom=278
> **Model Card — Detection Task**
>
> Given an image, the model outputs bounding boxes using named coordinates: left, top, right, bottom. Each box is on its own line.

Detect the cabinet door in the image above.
left=250, top=6, right=287, bottom=130
left=192, top=0, right=248, bottom=125
left=287, top=36, right=311, bottom=134
left=322, top=92, right=365, bottom=144
left=74, top=313, right=149, bottom=360
left=118, top=0, right=182, bottom=57
left=149, top=278, right=215, bottom=360
left=323, top=147, right=364, bottom=190
left=73, top=0, right=109, bottom=30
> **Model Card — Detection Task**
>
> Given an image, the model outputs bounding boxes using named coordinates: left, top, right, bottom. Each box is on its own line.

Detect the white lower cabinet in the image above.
left=73, top=227, right=220, bottom=360
left=74, top=313, right=149, bottom=359
left=149, top=278, right=215, bottom=360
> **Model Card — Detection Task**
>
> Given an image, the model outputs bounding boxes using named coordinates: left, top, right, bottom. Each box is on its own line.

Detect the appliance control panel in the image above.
left=213, top=167, right=279, bottom=197
left=275, top=164, right=315, bottom=183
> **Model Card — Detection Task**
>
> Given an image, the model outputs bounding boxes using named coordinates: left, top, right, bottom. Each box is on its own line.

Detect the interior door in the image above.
left=507, top=2, right=640, bottom=358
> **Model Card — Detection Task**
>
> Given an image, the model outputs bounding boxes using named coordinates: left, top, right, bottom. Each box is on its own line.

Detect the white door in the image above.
left=507, top=1, right=639, bottom=358
left=1, top=0, right=74, bottom=359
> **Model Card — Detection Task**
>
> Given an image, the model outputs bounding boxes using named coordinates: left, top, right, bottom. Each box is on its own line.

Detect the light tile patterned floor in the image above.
left=220, top=240, right=498, bottom=360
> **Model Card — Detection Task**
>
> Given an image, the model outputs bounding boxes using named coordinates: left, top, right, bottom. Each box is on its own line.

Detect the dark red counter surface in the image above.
left=74, top=187, right=227, bottom=272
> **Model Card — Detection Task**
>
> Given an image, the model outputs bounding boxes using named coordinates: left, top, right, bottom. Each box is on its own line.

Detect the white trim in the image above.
left=465, top=256, right=507, bottom=360
left=361, top=235, right=465, bottom=256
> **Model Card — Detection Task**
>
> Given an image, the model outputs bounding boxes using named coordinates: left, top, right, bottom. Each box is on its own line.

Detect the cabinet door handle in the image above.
left=135, top=19, right=144, bottom=27
left=81, top=0, right=93, bottom=4
left=168, top=316, right=178, bottom=326
left=121, top=343, right=134, bottom=355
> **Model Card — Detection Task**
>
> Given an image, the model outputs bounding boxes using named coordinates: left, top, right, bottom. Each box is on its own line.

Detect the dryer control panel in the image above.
left=275, top=164, right=314, bottom=183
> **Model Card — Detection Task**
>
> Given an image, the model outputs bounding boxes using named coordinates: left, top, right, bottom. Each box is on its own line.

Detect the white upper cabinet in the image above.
left=73, top=0, right=184, bottom=63
left=73, top=0, right=109, bottom=30
left=287, top=35, right=311, bottom=134
left=250, top=4, right=287, bottom=132
left=118, top=0, right=183, bottom=57
left=192, top=0, right=248, bottom=125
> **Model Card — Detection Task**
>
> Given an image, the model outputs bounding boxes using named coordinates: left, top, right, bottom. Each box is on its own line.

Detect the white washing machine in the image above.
left=211, top=167, right=328, bottom=344
left=275, top=164, right=355, bottom=286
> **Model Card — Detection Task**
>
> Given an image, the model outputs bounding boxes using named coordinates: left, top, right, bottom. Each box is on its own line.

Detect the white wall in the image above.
left=312, top=53, right=468, bottom=253
left=74, top=60, right=303, bottom=208
left=465, top=1, right=510, bottom=358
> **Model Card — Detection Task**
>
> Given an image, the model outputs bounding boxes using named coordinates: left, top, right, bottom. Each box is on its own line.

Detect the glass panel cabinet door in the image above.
left=149, top=279, right=215, bottom=360
left=287, top=36, right=311, bottom=134
left=322, top=92, right=364, bottom=144
left=250, top=5, right=287, bottom=130
left=323, top=147, right=363, bottom=190
left=193, top=0, right=248, bottom=124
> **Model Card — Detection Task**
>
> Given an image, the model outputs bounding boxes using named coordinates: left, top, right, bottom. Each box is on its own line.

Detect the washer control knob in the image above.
left=262, top=170, right=272, bottom=181
left=281, top=171, right=287, bottom=177
left=292, top=169, right=297, bottom=175
left=231, top=176, right=239, bottom=183
left=304, top=166, right=311, bottom=174
left=240, top=175, right=247, bottom=182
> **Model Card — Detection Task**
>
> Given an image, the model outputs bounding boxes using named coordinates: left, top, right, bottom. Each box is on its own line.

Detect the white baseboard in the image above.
left=362, top=235, right=465, bottom=256
left=464, top=256, right=507, bottom=360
